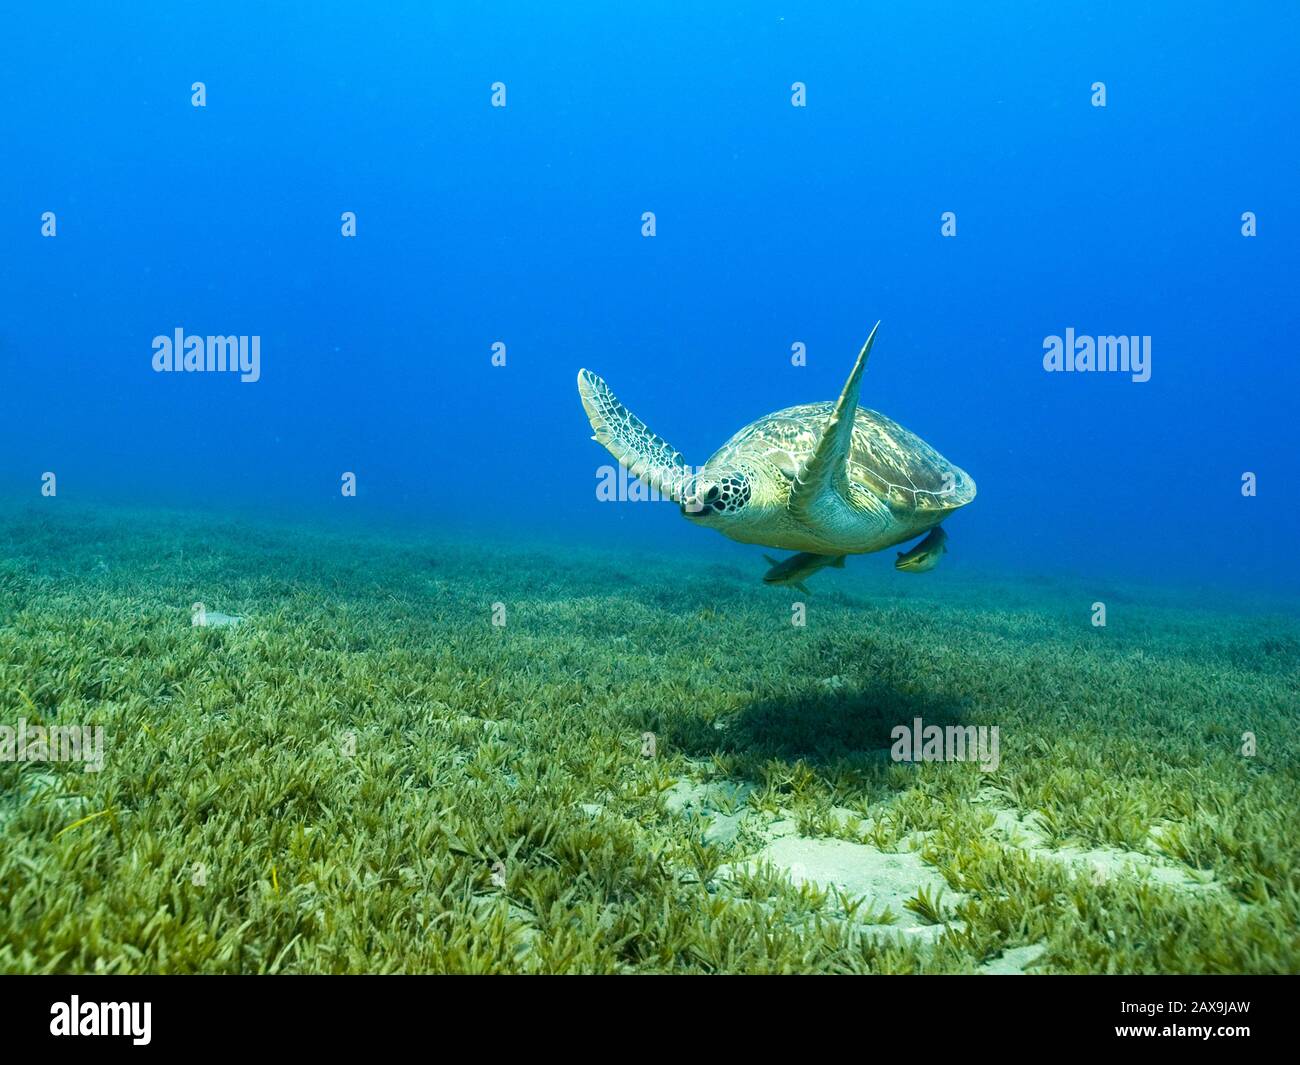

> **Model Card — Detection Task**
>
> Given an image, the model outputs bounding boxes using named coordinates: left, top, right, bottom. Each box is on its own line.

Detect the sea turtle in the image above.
left=577, top=323, right=975, bottom=567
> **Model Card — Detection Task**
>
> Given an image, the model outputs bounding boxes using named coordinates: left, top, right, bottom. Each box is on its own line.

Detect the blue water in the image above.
left=3, top=2, right=1297, bottom=594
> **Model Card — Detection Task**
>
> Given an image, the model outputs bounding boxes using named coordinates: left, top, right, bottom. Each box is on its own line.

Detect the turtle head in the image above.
left=680, top=468, right=753, bottom=526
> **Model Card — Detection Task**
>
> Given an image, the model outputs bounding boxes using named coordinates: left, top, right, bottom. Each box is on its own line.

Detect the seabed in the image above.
left=1, top=504, right=1296, bottom=974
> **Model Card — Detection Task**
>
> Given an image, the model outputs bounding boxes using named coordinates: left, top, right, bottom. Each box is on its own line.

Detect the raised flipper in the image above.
left=578, top=369, right=690, bottom=502
left=787, top=323, right=880, bottom=522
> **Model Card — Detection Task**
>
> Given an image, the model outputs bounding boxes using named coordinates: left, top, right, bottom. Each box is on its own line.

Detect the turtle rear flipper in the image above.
left=578, top=369, right=690, bottom=502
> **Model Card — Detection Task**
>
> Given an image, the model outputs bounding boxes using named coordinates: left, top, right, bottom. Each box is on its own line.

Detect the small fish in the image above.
left=192, top=610, right=245, bottom=628
left=762, top=552, right=846, bottom=593
left=895, top=527, right=947, bottom=573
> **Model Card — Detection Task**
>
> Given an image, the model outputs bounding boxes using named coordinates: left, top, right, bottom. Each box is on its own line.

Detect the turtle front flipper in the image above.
left=788, top=322, right=880, bottom=521
left=578, top=369, right=691, bottom=502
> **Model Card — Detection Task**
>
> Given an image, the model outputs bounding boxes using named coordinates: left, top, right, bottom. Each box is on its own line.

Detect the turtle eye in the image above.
left=703, top=486, right=721, bottom=505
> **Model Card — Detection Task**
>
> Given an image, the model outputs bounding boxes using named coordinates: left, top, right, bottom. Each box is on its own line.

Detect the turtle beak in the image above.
left=682, top=481, right=721, bottom=518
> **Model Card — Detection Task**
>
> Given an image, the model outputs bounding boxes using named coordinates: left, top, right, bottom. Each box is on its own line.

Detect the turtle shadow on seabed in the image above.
left=672, top=681, right=973, bottom=770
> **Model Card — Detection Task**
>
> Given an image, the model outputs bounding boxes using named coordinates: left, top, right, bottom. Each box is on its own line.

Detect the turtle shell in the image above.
left=710, top=403, right=976, bottom=515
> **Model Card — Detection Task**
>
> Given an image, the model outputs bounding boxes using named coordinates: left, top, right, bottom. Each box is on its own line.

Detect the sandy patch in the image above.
left=980, top=794, right=1219, bottom=891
